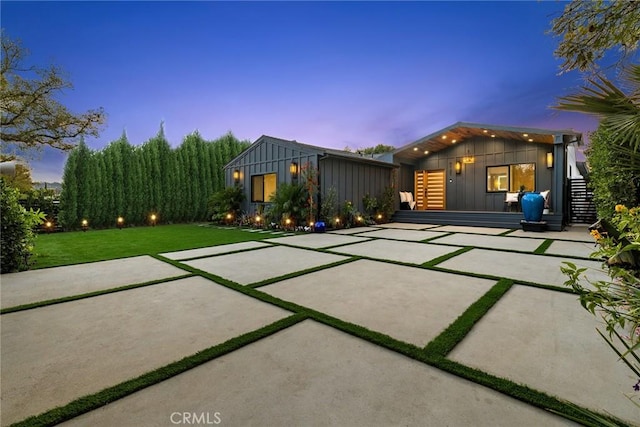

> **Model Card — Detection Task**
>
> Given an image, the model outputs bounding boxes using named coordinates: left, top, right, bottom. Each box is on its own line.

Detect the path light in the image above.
left=117, top=216, right=124, bottom=229
left=285, top=218, right=291, bottom=225
left=377, top=214, right=383, bottom=220
left=255, top=215, right=261, bottom=223
left=45, top=221, right=53, bottom=233
left=81, top=219, right=89, bottom=232
left=150, top=213, right=157, bottom=226
left=356, top=216, right=362, bottom=222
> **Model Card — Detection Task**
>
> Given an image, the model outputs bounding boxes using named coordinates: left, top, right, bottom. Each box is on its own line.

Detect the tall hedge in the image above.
left=59, top=129, right=249, bottom=229
left=586, top=125, right=639, bottom=219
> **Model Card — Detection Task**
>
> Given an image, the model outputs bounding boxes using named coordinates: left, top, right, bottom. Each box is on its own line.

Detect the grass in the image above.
left=32, top=224, right=274, bottom=269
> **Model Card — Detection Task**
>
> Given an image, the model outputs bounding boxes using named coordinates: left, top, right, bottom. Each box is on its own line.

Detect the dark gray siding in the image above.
left=320, top=157, right=393, bottom=212
left=416, top=136, right=555, bottom=212
left=225, top=138, right=319, bottom=213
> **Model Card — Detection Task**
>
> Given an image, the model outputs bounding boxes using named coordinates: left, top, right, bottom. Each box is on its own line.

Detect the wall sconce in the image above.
left=546, top=152, right=554, bottom=168
left=290, top=162, right=298, bottom=179
left=455, top=161, right=462, bottom=174
left=233, top=170, right=240, bottom=184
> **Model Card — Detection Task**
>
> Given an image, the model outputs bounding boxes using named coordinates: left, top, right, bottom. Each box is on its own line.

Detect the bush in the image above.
left=266, top=182, right=309, bottom=226
left=562, top=204, right=640, bottom=405
left=586, top=126, right=639, bottom=219
left=319, top=186, right=338, bottom=225
left=1, top=178, right=46, bottom=273
left=207, top=185, right=246, bottom=223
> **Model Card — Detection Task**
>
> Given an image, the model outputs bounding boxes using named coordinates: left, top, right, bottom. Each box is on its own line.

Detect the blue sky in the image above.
left=4, top=1, right=597, bottom=182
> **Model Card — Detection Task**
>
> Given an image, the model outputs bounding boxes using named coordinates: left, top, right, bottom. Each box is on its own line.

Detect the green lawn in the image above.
left=33, top=224, right=270, bottom=269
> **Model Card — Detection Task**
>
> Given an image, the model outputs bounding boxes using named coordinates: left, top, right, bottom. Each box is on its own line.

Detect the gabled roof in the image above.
left=224, top=135, right=396, bottom=169
left=394, top=121, right=582, bottom=162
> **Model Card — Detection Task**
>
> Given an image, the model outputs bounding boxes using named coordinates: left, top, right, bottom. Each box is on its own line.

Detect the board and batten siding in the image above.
left=225, top=137, right=320, bottom=213
left=416, top=136, right=555, bottom=212
left=320, top=157, right=393, bottom=212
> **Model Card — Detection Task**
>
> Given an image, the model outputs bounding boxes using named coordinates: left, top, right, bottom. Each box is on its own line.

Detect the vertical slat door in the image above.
left=425, top=169, right=445, bottom=210
left=414, top=171, right=425, bottom=210
left=415, top=170, right=445, bottom=210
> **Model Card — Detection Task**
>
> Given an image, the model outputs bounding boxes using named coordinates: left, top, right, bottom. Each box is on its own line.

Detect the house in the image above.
left=224, top=123, right=584, bottom=231
left=390, top=122, right=583, bottom=230
left=223, top=135, right=397, bottom=218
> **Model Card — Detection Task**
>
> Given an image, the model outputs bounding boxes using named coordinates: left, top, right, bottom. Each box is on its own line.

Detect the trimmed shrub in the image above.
left=1, top=178, right=45, bottom=272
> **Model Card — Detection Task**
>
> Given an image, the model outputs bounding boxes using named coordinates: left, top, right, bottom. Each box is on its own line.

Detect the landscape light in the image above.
left=81, top=219, right=88, bottom=232
left=150, top=214, right=157, bottom=226
left=117, top=217, right=124, bottom=229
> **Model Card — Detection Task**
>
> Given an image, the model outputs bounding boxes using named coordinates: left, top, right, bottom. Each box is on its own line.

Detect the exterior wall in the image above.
left=319, top=157, right=393, bottom=212
left=225, top=139, right=319, bottom=213
left=415, top=136, right=555, bottom=212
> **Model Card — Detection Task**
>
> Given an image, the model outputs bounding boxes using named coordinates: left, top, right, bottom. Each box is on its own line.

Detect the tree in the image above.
left=556, top=64, right=640, bottom=156
left=0, top=31, right=105, bottom=159
left=548, top=1, right=640, bottom=74
left=2, top=163, right=32, bottom=193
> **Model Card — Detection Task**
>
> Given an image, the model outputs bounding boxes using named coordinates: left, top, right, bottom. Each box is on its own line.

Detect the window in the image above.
left=487, top=163, right=535, bottom=192
left=251, top=173, right=277, bottom=202
left=487, top=166, right=508, bottom=192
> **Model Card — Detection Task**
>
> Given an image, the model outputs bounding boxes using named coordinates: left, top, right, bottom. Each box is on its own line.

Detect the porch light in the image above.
left=82, top=219, right=88, bottom=232
left=546, top=152, right=554, bottom=169
left=455, top=161, right=462, bottom=174
left=290, top=162, right=298, bottom=179
left=117, top=217, right=124, bottom=229
left=233, top=170, right=240, bottom=183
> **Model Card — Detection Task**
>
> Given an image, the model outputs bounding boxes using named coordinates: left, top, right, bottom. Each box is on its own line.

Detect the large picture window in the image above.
left=252, top=173, right=277, bottom=202
left=487, top=163, right=535, bottom=192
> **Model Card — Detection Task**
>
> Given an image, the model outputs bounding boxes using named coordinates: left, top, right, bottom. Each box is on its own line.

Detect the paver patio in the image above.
left=261, top=259, right=494, bottom=346
left=449, top=285, right=640, bottom=425
left=328, top=239, right=462, bottom=264
left=61, top=321, right=572, bottom=427
left=508, top=227, right=593, bottom=242
left=328, top=226, right=381, bottom=234
left=183, top=245, right=348, bottom=285
left=428, top=233, right=545, bottom=252
left=0, top=277, right=290, bottom=426
left=0, top=223, right=631, bottom=426
left=0, top=255, right=186, bottom=309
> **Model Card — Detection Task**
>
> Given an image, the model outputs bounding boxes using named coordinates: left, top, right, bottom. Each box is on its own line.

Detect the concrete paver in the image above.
left=328, top=226, right=381, bottom=234
left=430, top=225, right=512, bottom=235
left=376, top=222, right=440, bottom=229
left=159, top=241, right=270, bottom=260
left=0, top=277, right=290, bottom=426
left=545, top=240, right=597, bottom=258
left=508, top=226, right=593, bottom=242
left=183, top=245, right=349, bottom=285
left=356, top=228, right=448, bottom=241
left=429, top=233, right=545, bottom=252
left=438, top=248, right=608, bottom=286
left=0, top=256, right=186, bottom=309
left=265, top=233, right=370, bottom=249
left=261, top=259, right=494, bottom=346
left=329, top=239, right=462, bottom=265
left=449, top=285, right=639, bottom=425
left=61, top=320, right=573, bottom=427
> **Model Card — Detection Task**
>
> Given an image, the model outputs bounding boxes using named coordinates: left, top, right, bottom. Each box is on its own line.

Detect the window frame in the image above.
left=486, top=163, right=535, bottom=193
left=251, top=173, right=277, bottom=202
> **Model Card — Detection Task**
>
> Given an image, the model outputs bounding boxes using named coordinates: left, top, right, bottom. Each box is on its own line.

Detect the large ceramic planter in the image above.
left=521, top=192, right=544, bottom=222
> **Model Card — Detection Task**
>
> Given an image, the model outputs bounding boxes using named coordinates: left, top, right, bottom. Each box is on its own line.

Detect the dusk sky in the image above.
left=4, top=1, right=599, bottom=182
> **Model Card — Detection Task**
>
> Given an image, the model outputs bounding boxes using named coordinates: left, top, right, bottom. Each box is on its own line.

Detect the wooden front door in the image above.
left=415, top=170, right=445, bottom=210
